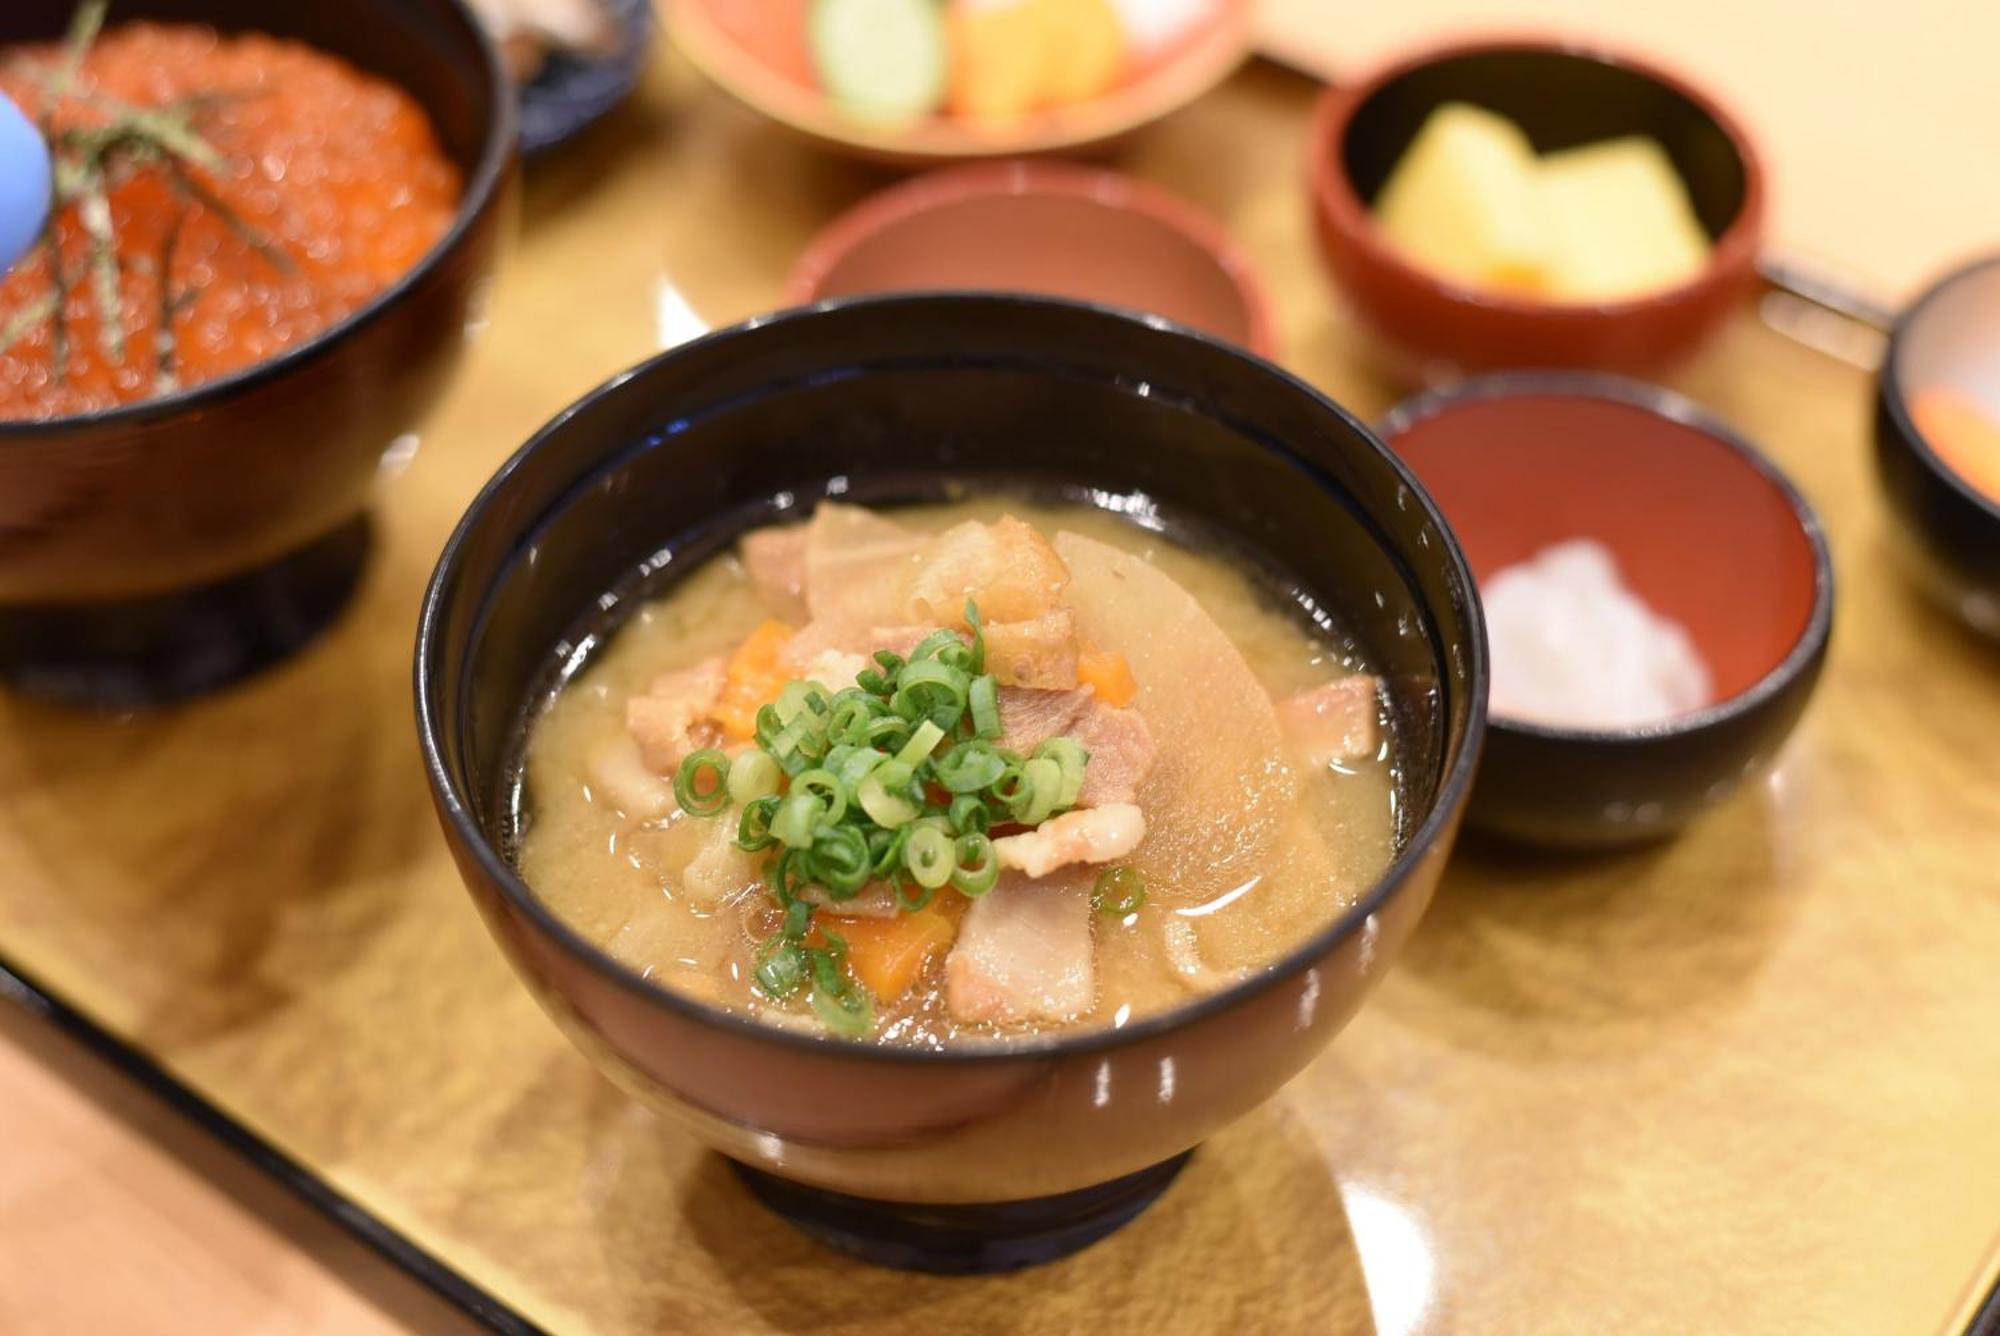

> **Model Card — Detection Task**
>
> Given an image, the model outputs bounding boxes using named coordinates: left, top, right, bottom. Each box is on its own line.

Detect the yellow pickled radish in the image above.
left=1539, top=137, right=1712, bottom=301
left=1372, top=102, right=1550, bottom=295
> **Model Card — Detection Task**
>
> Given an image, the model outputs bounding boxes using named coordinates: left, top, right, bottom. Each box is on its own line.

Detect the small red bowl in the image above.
left=1308, top=39, right=1766, bottom=381
left=1382, top=373, right=1833, bottom=848
left=786, top=161, right=1277, bottom=358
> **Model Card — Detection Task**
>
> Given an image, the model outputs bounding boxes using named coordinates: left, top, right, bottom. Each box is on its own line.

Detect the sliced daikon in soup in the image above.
left=1055, top=531, right=1341, bottom=973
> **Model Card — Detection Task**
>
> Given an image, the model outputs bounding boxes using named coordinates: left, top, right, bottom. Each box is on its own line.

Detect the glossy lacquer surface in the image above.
left=0, top=46, right=1997, bottom=1336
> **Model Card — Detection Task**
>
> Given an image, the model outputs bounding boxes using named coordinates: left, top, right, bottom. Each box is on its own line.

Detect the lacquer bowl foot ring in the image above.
left=729, top=1149, right=1196, bottom=1274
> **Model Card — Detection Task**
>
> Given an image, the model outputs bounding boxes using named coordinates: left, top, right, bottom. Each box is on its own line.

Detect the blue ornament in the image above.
left=0, top=92, right=52, bottom=274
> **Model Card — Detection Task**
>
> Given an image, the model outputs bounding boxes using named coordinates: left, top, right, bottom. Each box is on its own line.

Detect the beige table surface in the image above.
left=0, top=1005, right=476, bottom=1335
left=4, top=9, right=2000, bottom=1335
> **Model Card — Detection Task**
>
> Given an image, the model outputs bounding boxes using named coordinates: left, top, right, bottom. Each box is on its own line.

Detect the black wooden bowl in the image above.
left=0, top=0, right=514, bottom=705
left=1382, top=373, right=1833, bottom=849
left=417, top=294, right=1486, bottom=1272
left=1874, top=253, right=2000, bottom=639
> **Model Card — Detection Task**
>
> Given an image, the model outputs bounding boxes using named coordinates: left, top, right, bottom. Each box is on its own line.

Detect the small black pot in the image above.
left=1874, top=252, right=2000, bottom=640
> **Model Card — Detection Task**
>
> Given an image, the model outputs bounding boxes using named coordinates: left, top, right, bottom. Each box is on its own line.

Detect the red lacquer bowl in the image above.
left=786, top=161, right=1277, bottom=358
left=1309, top=38, right=1766, bottom=382
left=1382, top=373, right=1832, bottom=848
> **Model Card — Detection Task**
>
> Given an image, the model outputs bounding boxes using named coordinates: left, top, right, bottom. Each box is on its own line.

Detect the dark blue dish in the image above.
left=518, top=0, right=653, bottom=158
left=416, top=294, right=1487, bottom=1272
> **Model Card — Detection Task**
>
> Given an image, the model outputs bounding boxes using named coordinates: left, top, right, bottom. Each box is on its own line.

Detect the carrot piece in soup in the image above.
left=828, top=907, right=958, bottom=999
left=715, top=619, right=795, bottom=740
left=1076, top=645, right=1138, bottom=707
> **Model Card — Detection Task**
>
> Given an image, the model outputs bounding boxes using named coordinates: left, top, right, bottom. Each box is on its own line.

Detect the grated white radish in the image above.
left=1484, top=539, right=1713, bottom=730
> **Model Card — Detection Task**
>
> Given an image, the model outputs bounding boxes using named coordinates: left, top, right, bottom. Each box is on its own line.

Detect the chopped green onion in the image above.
left=907, top=628, right=963, bottom=664
left=753, top=703, right=786, bottom=753
left=772, top=792, right=823, bottom=849
left=755, top=939, right=808, bottom=999
left=776, top=679, right=833, bottom=724
left=673, top=748, right=731, bottom=816
left=869, top=824, right=910, bottom=878
left=835, top=745, right=888, bottom=794
left=951, top=833, right=999, bottom=896
left=858, top=768, right=921, bottom=828
left=1009, top=756, right=1064, bottom=826
left=864, top=717, right=912, bottom=753
left=904, top=824, right=954, bottom=889
left=809, top=824, right=871, bottom=896
left=893, top=657, right=970, bottom=731
left=992, top=757, right=1026, bottom=808
left=968, top=673, right=1001, bottom=739
left=811, top=983, right=875, bottom=1038
left=935, top=739, right=1005, bottom=793
left=891, top=872, right=936, bottom=913
left=660, top=599, right=1108, bottom=1041
left=774, top=853, right=814, bottom=908
left=767, top=715, right=813, bottom=771
left=895, top=719, right=946, bottom=768
left=735, top=794, right=782, bottom=852
left=790, top=768, right=848, bottom=825
left=810, top=936, right=845, bottom=993
left=1093, top=866, right=1147, bottom=915
left=727, top=749, right=782, bottom=806
left=963, top=599, right=986, bottom=675
left=1034, top=736, right=1089, bottom=809
left=947, top=794, right=990, bottom=835
left=827, top=690, right=879, bottom=746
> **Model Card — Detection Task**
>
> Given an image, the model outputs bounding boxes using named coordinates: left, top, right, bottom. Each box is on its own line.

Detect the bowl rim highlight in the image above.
left=0, top=0, right=517, bottom=439
left=416, top=292, right=1488, bottom=1068
left=1308, top=34, right=1767, bottom=320
left=783, top=158, right=1280, bottom=359
left=1880, top=250, right=2000, bottom=526
left=1379, top=368, right=1833, bottom=745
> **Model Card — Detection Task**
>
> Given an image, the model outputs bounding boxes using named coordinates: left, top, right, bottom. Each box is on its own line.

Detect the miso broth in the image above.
left=517, top=500, right=1399, bottom=1048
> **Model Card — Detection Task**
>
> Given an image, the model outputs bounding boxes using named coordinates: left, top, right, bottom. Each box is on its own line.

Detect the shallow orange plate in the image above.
left=671, top=0, right=1255, bottom=163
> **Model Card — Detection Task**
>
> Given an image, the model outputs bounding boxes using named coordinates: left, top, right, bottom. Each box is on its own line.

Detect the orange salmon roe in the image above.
left=0, top=23, right=462, bottom=420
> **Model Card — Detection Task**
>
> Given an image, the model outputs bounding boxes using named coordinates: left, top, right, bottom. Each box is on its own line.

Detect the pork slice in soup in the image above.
left=519, top=501, right=1399, bottom=1045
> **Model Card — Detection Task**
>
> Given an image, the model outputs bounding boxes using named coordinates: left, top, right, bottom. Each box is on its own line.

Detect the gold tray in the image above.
left=4, top=49, right=1998, bottom=1336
